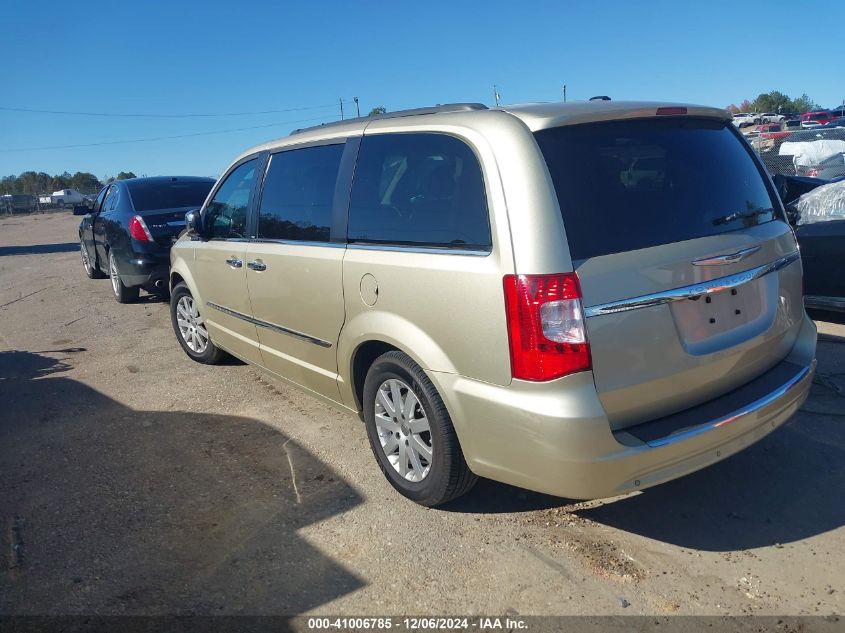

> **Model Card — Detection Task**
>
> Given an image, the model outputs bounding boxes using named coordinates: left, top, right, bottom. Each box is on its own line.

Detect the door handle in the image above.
left=226, top=257, right=243, bottom=269
left=247, top=260, right=267, bottom=272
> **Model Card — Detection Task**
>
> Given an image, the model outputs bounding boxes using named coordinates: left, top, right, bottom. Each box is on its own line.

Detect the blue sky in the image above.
left=1, top=0, right=842, bottom=181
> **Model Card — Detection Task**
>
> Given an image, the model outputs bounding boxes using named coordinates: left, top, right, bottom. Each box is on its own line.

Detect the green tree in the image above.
left=70, top=171, right=101, bottom=193
left=368, top=107, right=387, bottom=116
left=49, top=174, right=70, bottom=191
left=116, top=171, right=137, bottom=180
left=750, top=91, right=792, bottom=114
left=790, top=94, right=819, bottom=113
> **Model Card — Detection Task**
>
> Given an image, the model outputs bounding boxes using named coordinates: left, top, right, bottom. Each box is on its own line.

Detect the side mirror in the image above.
left=185, top=209, right=203, bottom=237
left=72, top=205, right=89, bottom=216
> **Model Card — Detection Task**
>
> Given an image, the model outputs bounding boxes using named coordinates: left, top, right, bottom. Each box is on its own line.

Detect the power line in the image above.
left=0, top=116, right=337, bottom=153
left=0, top=102, right=348, bottom=118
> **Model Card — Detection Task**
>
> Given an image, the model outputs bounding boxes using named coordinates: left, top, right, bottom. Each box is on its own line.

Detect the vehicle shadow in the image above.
left=0, top=242, right=79, bottom=257
left=448, top=336, right=845, bottom=552
left=0, top=350, right=364, bottom=615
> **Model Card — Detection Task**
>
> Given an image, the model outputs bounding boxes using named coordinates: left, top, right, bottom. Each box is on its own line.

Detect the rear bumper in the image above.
left=805, top=295, right=845, bottom=313
left=119, top=250, right=170, bottom=288
left=432, top=314, right=817, bottom=499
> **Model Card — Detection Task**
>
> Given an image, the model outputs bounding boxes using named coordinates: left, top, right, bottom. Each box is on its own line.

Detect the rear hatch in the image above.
left=127, top=179, right=213, bottom=248
left=535, top=115, right=804, bottom=429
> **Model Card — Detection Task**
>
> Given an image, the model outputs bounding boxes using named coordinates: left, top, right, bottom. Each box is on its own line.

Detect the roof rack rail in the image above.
left=290, top=103, right=489, bottom=135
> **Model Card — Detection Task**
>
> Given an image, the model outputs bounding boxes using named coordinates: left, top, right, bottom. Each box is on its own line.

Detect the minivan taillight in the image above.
left=503, top=273, right=591, bottom=381
left=129, top=215, right=153, bottom=242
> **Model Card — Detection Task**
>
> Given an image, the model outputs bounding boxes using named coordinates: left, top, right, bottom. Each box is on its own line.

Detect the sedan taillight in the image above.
left=129, top=215, right=153, bottom=242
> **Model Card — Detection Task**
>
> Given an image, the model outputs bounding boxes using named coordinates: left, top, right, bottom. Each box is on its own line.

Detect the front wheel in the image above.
left=170, top=282, right=224, bottom=364
left=363, top=351, right=477, bottom=506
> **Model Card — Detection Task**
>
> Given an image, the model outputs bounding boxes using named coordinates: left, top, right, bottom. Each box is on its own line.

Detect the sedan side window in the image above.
left=203, top=158, right=259, bottom=240
left=102, top=186, right=118, bottom=212
left=93, top=186, right=108, bottom=212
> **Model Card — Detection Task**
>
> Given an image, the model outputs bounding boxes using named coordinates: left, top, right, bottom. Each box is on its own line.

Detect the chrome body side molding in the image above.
left=206, top=301, right=332, bottom=348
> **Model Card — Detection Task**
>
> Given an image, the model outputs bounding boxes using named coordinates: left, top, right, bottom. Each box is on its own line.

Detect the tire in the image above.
left=363, top=351, right=477, bottom=506
left=80, top=240, right=105, bottom=279
left=108, top=250, right=140, bottom=303
left=170, top=282, right=224, bottom=364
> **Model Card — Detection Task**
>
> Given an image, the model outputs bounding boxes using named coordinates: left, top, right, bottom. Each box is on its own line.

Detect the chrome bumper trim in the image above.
left=645, top=361, right=813, bottom=448
left=584, top=251, right=800, bottom=318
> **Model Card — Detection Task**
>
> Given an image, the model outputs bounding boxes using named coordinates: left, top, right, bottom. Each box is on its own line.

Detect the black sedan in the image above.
left=775, top=175, right=845, bottom=312
left=78, top=176, right=214, bottom=303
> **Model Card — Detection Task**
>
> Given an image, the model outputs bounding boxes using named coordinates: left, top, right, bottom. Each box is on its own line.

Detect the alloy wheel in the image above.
left=374, top=378, right=433, bottom=482
left=80, top=243, right=91, bottom=271
left=175, top=295, right=209, bottom=354
left=109, top=253, right=120, bottom=296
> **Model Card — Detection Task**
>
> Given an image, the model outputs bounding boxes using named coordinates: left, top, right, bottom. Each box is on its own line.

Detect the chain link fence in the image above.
left=745, top=125, right=845, bottom=178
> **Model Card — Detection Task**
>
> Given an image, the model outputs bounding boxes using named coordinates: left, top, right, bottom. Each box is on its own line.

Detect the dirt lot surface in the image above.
left=1, top=212, right=843, bottom=616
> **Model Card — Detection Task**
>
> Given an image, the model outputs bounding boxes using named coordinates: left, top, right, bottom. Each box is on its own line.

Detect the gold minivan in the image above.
left=169, top=101, right=817, bottom=506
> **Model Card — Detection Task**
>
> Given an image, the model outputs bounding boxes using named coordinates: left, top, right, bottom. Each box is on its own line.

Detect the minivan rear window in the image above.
left=534, top=118, right=778, bottom=260
left=128, top=180, right=214, bottom=212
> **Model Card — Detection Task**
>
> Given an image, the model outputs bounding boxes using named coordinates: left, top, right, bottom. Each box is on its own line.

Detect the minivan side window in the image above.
left=203, top=158, right=259, bottom=240
left=347, top=133, right=491, bottom=250
left=257, top=143, right=344, bottom=242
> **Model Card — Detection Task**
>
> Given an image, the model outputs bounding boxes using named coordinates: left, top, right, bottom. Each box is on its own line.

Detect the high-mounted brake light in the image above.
left=129, top=215, right=153, bottom=242
left=503, top=273, right=591, bottom=381
left=656, top=107, right=687, bottom=116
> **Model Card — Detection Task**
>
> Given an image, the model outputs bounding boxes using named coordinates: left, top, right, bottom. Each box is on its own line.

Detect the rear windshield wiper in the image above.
left=712, top=207, right=774, bottom=226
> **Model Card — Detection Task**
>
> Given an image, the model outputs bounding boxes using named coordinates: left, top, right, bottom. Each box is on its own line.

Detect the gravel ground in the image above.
left=1, top=212, right=843, bottom=616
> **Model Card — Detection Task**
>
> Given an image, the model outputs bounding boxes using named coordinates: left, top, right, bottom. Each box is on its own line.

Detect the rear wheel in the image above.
left=170, top=282, right=224, bottom=364
left=80, top=240, right=105, bottom=279
left=108, top=250, right=139, bottom=303
left=363, top=351, right=476, bottom=506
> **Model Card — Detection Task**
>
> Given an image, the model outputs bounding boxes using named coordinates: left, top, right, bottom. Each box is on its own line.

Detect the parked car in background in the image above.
left=732, top=112, right=759, bottom=128
left=828, top=117, right=845, bottom=128
left=78, top=176, right=215, bottom=303
left=784, top=117, right=802, bottom=130
left=777, top=177, right=845, bottom=312
left=800, top=152, right=845, bottom=179
left=1, top=193, right=38, bottom=213
left=801, top=111, right=833, bottom=129
left=760, top=112, right=785, bottom=124
left=167, top=100, right=815, bottom=506
left=52, top=188, right=85, bottom=208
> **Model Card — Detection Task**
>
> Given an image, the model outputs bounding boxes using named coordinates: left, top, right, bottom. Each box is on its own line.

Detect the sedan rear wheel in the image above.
left=108, top=250, right=140, bottom=303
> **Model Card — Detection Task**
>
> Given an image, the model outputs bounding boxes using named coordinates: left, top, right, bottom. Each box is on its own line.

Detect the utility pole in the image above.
left=562, top=84, right=567, bottom=102
left=339, top=98, right=344, bottom=120
left=493, top=84, right=501, bottom=106
left=353, top=97, right=360, bottom=118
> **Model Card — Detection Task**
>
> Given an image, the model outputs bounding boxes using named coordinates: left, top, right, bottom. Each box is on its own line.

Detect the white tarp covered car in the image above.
left=779, top=139, right=845, bottom=168
left=796, top=179, right=845, bottom=225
